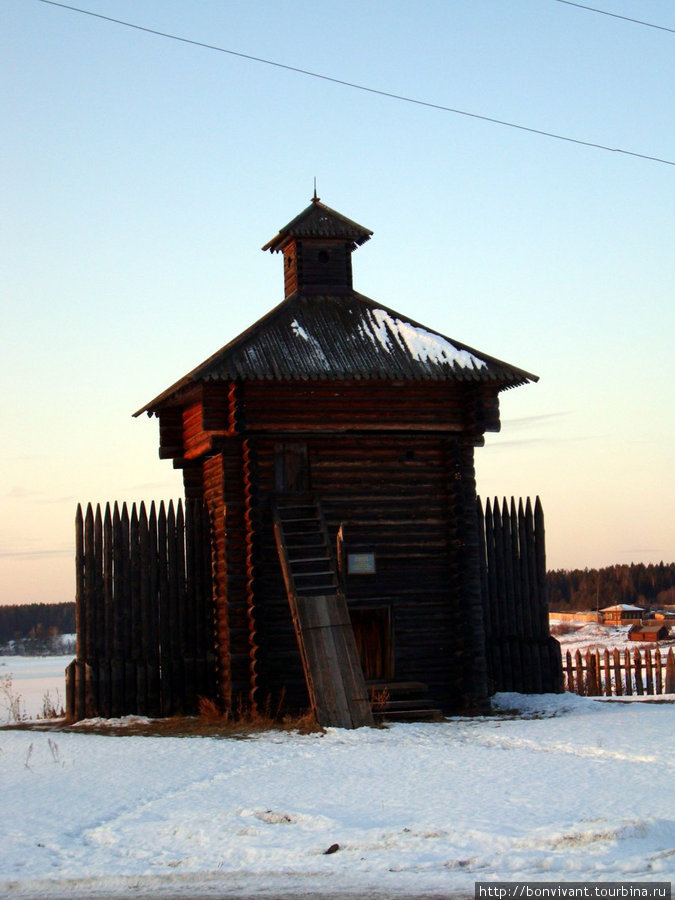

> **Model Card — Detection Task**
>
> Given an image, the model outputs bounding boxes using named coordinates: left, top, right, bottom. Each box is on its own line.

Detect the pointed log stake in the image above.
left=158, top=501, right=171, bottom=716
left=476, top=497, right=488, bottom=636
left=83, top=504, right=96, bottom=668
left=75, top=504, right=84, bottom=662
left=509, top=497, right=521, bottom=641
left=103, top=504, right=113, bottom=659
left=517, top=500, right=532, bottom=644
left=485, top=499, right=500, bottom=643
left=534, top=497, right=548, bottom=638
left=94, top=504, right=104, bottom=661
left=502, top=498, right=518, bottom=642
left=524, top=498, right=538, bottom=641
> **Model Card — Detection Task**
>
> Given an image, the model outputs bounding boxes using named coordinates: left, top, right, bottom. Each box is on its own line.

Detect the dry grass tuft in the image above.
left=370, top=686, right=390, bottom=713
left=195, top=690, right=320, bottom=736
left=2, top=690, right=321, bottom=738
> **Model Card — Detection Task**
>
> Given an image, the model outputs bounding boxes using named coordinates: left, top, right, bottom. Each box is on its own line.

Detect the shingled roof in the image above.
left=135, top=199, right=537, bottom=416
left=262, top=196, right=373, bottom=252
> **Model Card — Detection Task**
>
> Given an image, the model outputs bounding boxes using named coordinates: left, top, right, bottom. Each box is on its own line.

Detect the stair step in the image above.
left=286, top=534, right=325, bottom=543
left=292, top=570, right=334, bottom=579
left=296, top=577, right=337, bottom=587
left=367, top=680, right=442, bottom=721
left=368, top=681, right=430, bottom=697
left=279, top=516, right=320, bottom=524
left=373, top=708, right=443, bottom=722
left=285, top=534, right=324, bottom=542
left=296, top=586, right=337, bottom=596
left=288, top=555, right=330, bottom=564
left=373, top=699, right=437, bottom=711
left=282, top=526, right=323, bottom=535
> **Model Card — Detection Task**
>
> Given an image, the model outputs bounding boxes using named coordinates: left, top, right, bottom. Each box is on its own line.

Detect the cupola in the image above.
left=262, top=193, right=373, bottom=298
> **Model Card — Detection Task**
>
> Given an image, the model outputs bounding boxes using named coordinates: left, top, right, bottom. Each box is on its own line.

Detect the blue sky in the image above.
left=2, top=0, right=674, bottom=605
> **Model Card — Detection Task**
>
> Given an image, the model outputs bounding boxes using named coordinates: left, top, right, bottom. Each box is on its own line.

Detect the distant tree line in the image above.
left=547, top=562, right=675, bottom=612
left=2, top=563, right=674, bottom=651
left=0, top=602, right=76, bottom=654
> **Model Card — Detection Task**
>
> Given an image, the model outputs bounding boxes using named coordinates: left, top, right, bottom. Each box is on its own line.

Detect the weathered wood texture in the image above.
left=563, top=647, right=675, bottom=697
left=273, top=496, right=373, bottom=728
left=238, top=381, right=500, bottom=436
left=282, top=240, right=354, bottom=296
left=66, top=500, right=215, bottom=721
left=292, top=593, right=373, bottom=727
left=240, top=433, right=490, bottom=715
left=478, top=496, right=563, bottom=695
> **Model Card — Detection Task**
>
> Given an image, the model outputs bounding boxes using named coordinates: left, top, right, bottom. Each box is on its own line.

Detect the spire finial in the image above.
left=312, top=177, right=320, bottom=203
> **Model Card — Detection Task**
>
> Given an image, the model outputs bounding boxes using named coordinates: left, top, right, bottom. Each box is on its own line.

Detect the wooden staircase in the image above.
left=273, top=494, right=340, bottom=599
left=369, top=681, right=443, bottom=723
left=272, top=494, right=374, bottom=729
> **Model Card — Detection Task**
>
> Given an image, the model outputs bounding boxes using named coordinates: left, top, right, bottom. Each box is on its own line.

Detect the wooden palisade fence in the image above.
left=563, top=647, right=675, bottom=698
left=478, top=496, right=563, bottom=695
left=66, top=500, right=215, bottom=720
left=68, top=493, right=565, bottom=721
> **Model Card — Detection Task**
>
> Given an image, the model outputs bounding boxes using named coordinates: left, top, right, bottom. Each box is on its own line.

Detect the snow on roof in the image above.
left=601, top=604, right=645, bottom=612
left=135, top=293, right=536, bottom=415
left=366, top=308, right=487, bottom=370
left=290, top=318, right=329, bottom=365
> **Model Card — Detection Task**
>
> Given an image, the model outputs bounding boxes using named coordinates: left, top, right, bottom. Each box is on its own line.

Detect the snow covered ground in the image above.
left=1, top=657, right=673, bottom=899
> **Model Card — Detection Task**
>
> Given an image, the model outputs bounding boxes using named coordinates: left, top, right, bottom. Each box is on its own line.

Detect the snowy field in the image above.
left=0, top=654, right=70, bottom=722
left=1, top=656, right=674, bottom=898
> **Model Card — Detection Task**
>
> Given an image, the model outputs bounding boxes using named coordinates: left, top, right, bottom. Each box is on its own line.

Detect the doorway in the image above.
left=274, top=442, right=310, bottom=493
left=349, top=605, right=393, bottom=681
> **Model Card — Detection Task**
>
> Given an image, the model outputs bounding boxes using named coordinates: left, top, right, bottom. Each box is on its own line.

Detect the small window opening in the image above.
left=318, top=250, right=329, bottom=263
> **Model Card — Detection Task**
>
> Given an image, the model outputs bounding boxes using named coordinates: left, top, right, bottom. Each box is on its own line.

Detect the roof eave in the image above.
left=261, top=200, right=372, bottom=253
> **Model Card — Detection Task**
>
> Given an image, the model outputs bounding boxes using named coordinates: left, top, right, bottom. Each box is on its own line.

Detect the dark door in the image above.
left=349, top=606, right=393, bottom=681
left=274, top=443, right=310, bottom=493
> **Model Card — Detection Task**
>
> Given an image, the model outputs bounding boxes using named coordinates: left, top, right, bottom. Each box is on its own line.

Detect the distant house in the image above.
left=600, top=604, right=645, bottom=626
left=628, top=623, right=670, bottom=642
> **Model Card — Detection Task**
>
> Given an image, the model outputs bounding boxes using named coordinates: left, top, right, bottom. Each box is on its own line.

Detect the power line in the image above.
left=36, top=0, right=674, bottom=168
left=554, top=0, right=675, bottom=35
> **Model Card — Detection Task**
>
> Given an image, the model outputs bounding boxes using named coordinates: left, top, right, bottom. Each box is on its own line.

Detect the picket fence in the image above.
left=563, top=646, right=675, bottom=697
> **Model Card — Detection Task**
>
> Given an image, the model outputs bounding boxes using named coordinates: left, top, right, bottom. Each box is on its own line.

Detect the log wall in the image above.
left=239, top=381, right=500, bottom=436
left=241, top=432, right=489, bottom=714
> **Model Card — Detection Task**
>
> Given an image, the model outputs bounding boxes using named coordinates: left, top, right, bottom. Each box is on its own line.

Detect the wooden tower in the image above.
left=135, top=195, right=540, bottom=725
